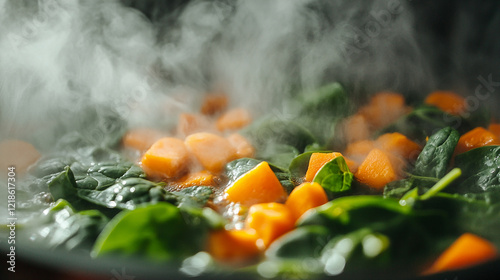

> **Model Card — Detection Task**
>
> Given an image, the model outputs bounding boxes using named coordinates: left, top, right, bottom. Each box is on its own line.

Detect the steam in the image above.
left=1, top=0, right=495, bottom=153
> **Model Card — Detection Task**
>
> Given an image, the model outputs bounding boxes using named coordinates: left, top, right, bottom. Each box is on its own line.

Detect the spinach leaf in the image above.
left=413, top=127, right=460, bottom=178
left=92, top=202, right=209, bottom=262
left=266, top=226, right=331, bottom=260
left=241, top=116, right=316, bottom=154
left=313, top=156, right=353, bottom=195
left=298, top=196, right=412, bottom=232
left=452, top=145, right=500, bottom=193
left=295, top=83, right=350, bottom=144
left=22, top=199, right=108, bottom=251
left=77, top=178, right=173, bottom=210
left=49, top=166, right=212, bottom=212
left=384, top=127, right=459, bottom=199
left=73, top=161, right=145, bottom=190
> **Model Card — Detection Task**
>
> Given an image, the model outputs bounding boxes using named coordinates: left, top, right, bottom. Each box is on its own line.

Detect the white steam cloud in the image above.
left=0, top=0, right=472, bottom=152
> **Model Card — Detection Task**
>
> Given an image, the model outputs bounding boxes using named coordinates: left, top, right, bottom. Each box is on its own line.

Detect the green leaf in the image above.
left=413, top=127, right=460, bottom=178
left=22, top=199, right=108, bottom=251
left=266, top=226, right=331, bottom=260
left=452, top=145, right=500, bottom=193
left=313, top=156, right=353, bottom=195
left=241, top=116, right=316, bottom=153
left=92, top=202, right=208, bottom=262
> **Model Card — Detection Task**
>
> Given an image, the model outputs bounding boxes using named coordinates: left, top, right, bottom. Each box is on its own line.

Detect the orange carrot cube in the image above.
left=285, top=182, right=328, bottom=222
left=140, top=137, right=190, bottom=179
left=425, top=233, right=497, bottom=274
left=185, top=132, right=237, bottom=173
left=245, top=202, right=295, bottom=248
left=224, top=161, right=286, bottom=207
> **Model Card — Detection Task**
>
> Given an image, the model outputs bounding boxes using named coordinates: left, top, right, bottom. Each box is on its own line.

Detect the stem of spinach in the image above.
left=420, top=168, right=462, bottom=200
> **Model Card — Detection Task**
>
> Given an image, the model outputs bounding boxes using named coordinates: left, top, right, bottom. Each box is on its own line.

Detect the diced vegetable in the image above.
left=224, top=161, right=286, bottom=206
left=344, top=139, right=375, bottom=165
left=454, top=127, right=500, bottom=155
left=489, top=123, right=500, bottom=138
left=0, top=139, right=40, bottom=176
left=200, top=93, right=228, bottom=116
left=424, top=91, right=466, bottom=115
left=245, top=202, right=295, bottom=248
left=176, top=113, right=213, bottom=137
left=285, top=182, right=328, bottom=222
left=425, top=233, right=497, bottom=274
left=359, top=91, right=409, bottom=129
left=140, top=137, right=190, bottom=179
left=185, top=132, right=237, bottom=173
left=304, top=152, right=342, bottom=182
left=376, top=132, right=421, bottom=160
left=342, top=114, right=371, bottom=143
left=216, top=107, right=252, bottom=131
left=207, top=229, right=261, bottom=263
left=227, top=133, right=255, bottom=158
left=122, top=128, right=166, bottom=151
left=355, top=148, right=401, bottom=190
left=171, top=170, right=217, bottom=189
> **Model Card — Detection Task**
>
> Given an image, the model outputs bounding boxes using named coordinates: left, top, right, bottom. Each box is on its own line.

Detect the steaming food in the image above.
left=4, top=83, right=500, bottom=279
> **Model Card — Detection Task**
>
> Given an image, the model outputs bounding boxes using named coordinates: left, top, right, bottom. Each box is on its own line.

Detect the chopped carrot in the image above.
left=185, top=132, right=237, bottom=173
left=216, top=108, right=252, bottom=132
left=227, top=133, right=255, bottom=158
left=455, top=127, right=500, bottom=155
left=0, top=139, right=40, bottom=176
left=170, top=170, right=217, bottom=189
left=200, top=93, right=228, bottom=116
left=224, top=161, right=286, bottom=207
left=359, top=91, right=409, bottom=129
left=376, top=132, right=422, bottom=160
left=140, top=137, right=190, bottom=179
left=207, top=228, right=261, bottom=263
left=285, top=182, right=328, bottom=222
left=424, top=91, right=466, bottom=115
left=245, top=202, right=295, bottom=248
left=122, top=128, right=166, bottom=151
left=176, top=113, right=213, bottom=138
left=304, top=152, right=342, bottom=182
left=342, top=114, right=372, bottom=143
left=425, top=233, right=497, bottom=274
left=344, top=140, right=375, bottom=166
left=354, top=148, right=401, bottom=190
left=488, top=123, right=500, bottom=139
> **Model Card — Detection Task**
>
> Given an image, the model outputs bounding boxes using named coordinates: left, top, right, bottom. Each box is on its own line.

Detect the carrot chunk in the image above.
left=342, top=114, right=372, bottom=143
left=224, top=161, right=286, bottom=207
left=304, top=152, right=342, bottom=182
left=171, top=170, right=217, bottom=189
left=360, top=91, right=409, bottom=129
left=424, top=91, right=466, bottom=115
left=227, top=133, right=255, bottom=159
left=354, top=148, right=400, bottom=190
left=376, top=132, right=422, bottom=160
left=488, top=123, right=500, bottom=139
left=455, top=127, right=500, bottom=155
left=176, top=113, right=213, bottom=138
left=425, top=233, right=497, bottom=274
left=207, top=228, right=261, bottom=263
left=185, top=132, right=237, bottom=173
left=216, top=108, right=252, bottom=132
left=140, top=137, right=190, bottom=179
left=122, top=128, right=166, bottom=151
left=245, top=202, right=295, bottom=248
left=285, top=182, right=328, bottom=222
left=200, top=93, right=229, bottom=116
left=0, top=139, right=40, bottom=176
